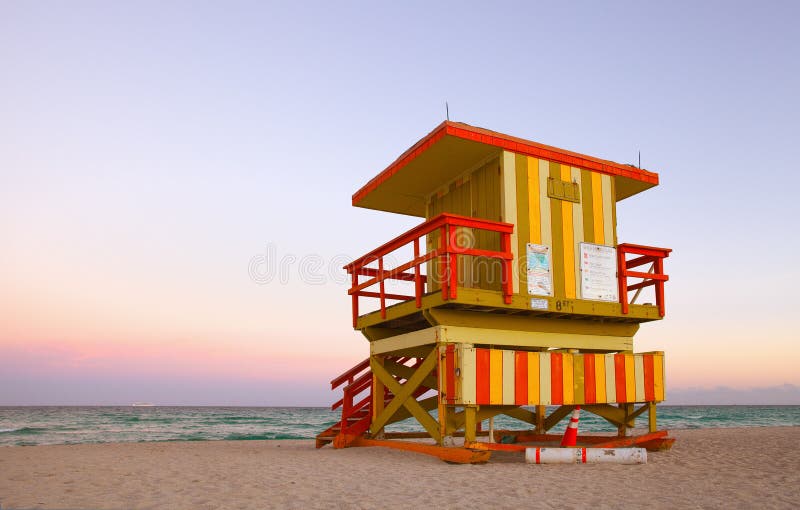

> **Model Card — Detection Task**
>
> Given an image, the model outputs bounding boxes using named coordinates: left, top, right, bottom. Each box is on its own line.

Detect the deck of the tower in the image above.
left=354, top=287, right=662, bottom=332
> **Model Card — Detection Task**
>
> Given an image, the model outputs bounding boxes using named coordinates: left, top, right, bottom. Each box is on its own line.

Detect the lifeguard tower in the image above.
left=317, top=121, right=673, bottom=463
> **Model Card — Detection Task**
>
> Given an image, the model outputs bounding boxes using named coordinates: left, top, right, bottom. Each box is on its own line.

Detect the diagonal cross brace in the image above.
left=370, top=347, right=441, bottom=442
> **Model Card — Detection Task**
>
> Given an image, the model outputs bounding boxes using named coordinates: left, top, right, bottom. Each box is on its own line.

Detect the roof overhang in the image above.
left=353, top=121, right=659, bottom=217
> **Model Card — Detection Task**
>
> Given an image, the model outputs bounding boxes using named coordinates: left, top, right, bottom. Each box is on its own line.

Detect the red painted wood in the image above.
left=614, top=354, right=627, bottom=403
left=514, top=351, right=528, bottom=406
left=476, top=348, right=491, bottom=405
left=584, top=354, right=596, bottom=404
left=445, top=345, right=456, bottom=404
left=643, top=354, right=655, bottom=402
left=551, top=353, right=563, bottom=405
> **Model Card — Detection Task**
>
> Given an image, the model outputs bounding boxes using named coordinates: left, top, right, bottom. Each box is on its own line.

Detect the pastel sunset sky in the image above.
left=2, top=2, right=799, bottom=405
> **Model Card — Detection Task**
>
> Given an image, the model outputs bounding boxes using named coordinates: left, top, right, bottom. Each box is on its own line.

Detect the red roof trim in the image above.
left=352, top=121, right=658, bottom=206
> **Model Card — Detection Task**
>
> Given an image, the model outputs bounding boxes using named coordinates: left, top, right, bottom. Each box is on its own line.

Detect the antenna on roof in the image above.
left=638, top=150, right=641, bottom=169
left=445, top=101, right=449, bottom=121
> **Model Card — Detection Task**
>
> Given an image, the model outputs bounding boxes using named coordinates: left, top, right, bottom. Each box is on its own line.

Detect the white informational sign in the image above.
left=530, top=298, right=549, bottom=311
left=527, top=243, right=552, bottom=297
left=579, top=243, right=619, bottom=302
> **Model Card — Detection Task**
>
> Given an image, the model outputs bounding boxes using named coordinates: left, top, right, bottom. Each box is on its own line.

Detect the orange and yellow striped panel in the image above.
left=465, top=348, right=664, bottom=406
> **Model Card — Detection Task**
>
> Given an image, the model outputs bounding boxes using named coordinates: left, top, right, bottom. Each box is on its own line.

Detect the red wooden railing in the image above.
left=617, top=243, right=672, bottom=317
left=329, top=358, right=373, bottom=439
left=345, top=213, right=514, bottom=327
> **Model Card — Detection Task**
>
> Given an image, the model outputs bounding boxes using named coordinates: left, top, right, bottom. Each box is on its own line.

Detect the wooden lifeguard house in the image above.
left=317, top=121, right=673, bottom=463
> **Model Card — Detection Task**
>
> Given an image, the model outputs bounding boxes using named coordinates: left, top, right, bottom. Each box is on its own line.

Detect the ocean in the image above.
left=1, top=406, right=798, bottom=447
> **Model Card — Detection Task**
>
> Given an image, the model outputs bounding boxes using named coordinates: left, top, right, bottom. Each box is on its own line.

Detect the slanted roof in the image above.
left=353, top=121, right=659, bottom=217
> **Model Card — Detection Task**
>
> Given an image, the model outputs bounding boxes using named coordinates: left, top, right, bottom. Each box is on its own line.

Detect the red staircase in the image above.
left=316, top=356, right=436, bottom=448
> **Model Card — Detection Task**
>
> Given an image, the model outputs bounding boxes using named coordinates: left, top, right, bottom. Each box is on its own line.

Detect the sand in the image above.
left=1, top=426, right=798, bottom=509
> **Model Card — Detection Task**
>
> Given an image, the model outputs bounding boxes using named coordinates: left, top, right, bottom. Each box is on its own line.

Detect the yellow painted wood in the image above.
left=562, top=353, right=574, bottom=405
left=527, top=157, right=541, bottom=244
left=515, top=154, right=530, bottom=294
left=461, top=345, right=476, bottom=405
left=370, top=348, right=440, bottom=439
left=610, top=176, right=618, bottom=246
left=539, top=352, right=552, bottom=405
left=591, top=172, right=604, bottom=245
left=452, top=347, right=462, bottom=407
left=538, top=159, right=552, bottom=247
left=654, top=353, right=665, bottom=401
left=440, top=325, right=633, bottom=352
left=470, top=158, right=503, bottom=290
left=624, top=354, right=636, bottom=402
left=370, top=327, right=438, bottom=355
left=501, top=152, right=519, bottom=294
left=573, top=353, right=585, bottom=406
left=634, top=355, right=645, bottom=402
left=648, top=401, right=657, bottom=432
left=571, top=167, right=584, bottom=299
left=604, top=354, right=617, bottom=404
left=431, top=309, right=640, bottom=337
left=594, top=353, right=606, bottom=402
left=372, top=361, right=385, bottom=426
left=549, top=162, right=565, bottom=298
left=581, top=169, right=595, bottom=243
left=464, top=406, right=477, bottom=443
left=502, top=349, right=515, bottom=405
left=560, top=164, right=576, bottom=299
left=601, top=174, right=614, bottom=246
left=438, top=351, right=447, bottom=439
left=356, top=285, right=664, bottom=330
left=527, top=351, right=540, bottom=405
left=489, top=349, right=503, bottom=405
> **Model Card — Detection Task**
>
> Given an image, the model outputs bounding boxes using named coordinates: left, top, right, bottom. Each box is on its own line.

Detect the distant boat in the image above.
left=131, top=402, right=154, bottom=407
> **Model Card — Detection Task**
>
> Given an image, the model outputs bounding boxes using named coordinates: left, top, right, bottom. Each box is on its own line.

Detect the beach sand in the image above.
left=1, top=426, right=798, bottom=509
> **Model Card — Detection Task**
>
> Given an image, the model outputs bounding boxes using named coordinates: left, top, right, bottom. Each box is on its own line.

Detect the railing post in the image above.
left=618, top=247, right=629, bottom=314
left=413, top=238, right=422, bottom=308
left=655, top=256, right=665, bottom=317
left=350, top=270, right=359, bottom=327
left=378, top=256, right=386, bottom=319
left=501, top=231, right=512, bottom=304
left=448, top=224, right=458, bottom=300
left=341, top=388, right=352, bottom=434
left=439, top=225, right=448, bottom=300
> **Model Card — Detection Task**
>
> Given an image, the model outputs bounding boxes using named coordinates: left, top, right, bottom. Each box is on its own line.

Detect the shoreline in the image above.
left=1, top=426, right=798, bottom=509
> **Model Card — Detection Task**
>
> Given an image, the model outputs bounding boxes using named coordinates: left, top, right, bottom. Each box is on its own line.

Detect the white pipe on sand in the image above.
left=525, top=447, right=647, bottom=465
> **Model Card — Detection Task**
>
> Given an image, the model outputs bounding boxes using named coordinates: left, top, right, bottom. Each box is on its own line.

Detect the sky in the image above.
left=2, top=1, right=799, bottom=405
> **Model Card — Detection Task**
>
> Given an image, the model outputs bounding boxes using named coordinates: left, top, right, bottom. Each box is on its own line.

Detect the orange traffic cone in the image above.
left=560, top=406, right=581, bottom=447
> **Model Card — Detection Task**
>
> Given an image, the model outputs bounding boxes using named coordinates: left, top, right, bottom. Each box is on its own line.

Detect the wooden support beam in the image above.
left=544, top=406, right=574, bottom=432
left=370, top=347, right=442, bottom=443
left=464, top=406, right=477, bottom=443
left=582, top=404, right=627, bottom=427
left=383, top=359, right=438, bottom=390
left=617, top=403, right=634, bottom=435
left=594, top=430, right=668, bottom=448
left=629, top=403, right=649, bottom=423
left=372, top=356, right=385, bottom=438
left=350, top=437, right=491, bottom=464
left=447, top=405, right=518, bottom=434
left=648, top=402, right=657, bottom=433
left=385, top=396, right=438, bottom=426
left=535, top=405, right=546, bottom=434
left=502, top=407, right=537, bottom=425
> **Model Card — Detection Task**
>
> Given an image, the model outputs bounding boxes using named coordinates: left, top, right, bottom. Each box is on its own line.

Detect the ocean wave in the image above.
left=223, top=432, right=305, bottom=441
left=0, top=426, right=48, bottom=435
